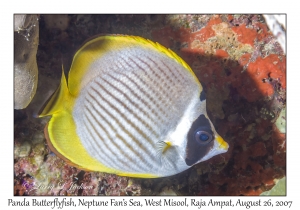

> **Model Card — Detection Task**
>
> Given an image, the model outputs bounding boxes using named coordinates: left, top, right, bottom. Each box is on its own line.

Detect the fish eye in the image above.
left=194, top=130, right=213, bottom=144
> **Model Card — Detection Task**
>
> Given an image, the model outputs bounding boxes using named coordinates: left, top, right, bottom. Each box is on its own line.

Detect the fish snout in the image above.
left=215, top=135, right=229, bottom=152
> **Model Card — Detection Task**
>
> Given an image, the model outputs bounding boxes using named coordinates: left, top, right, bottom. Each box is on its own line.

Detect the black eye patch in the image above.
left=185, top=114, right=214, bottom=166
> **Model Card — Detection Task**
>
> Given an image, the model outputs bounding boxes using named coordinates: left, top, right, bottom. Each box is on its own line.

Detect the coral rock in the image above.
left=14, top=15, right=39, bottom=109
left=14, top=141, right=31, bottom=158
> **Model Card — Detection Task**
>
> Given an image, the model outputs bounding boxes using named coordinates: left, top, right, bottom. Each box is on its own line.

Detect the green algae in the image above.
left=275, top=107, right=286, bottom=133
left=260, top=177, right=286, bottom=196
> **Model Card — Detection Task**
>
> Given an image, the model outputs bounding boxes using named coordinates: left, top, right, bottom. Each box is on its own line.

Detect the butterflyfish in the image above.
left=39, top=35, right=229, bottom=178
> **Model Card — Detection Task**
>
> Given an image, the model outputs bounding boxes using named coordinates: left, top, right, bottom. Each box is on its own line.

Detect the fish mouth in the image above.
left=215, top=135, right=229, bottom=151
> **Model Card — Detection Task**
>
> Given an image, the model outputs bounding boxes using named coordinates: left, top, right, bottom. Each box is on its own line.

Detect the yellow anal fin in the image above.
left=43, top=122, right=90, bottom=171
left=38, top=67, right=70, bottom=117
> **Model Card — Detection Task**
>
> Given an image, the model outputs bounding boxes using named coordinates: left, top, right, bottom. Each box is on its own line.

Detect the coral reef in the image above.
left=14, top=14, right=286, bottom=196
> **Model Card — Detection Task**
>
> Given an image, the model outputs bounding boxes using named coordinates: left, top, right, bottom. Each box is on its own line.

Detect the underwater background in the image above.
left=14, top=14, right=286, bottom=196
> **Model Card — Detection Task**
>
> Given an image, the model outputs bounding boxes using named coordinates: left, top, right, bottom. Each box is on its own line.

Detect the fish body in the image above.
left=39, top=35, right=228, bottom=178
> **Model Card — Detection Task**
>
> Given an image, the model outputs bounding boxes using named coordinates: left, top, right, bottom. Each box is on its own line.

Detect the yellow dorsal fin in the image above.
left=127, top=35, right=194, bottom=75
left=68, top=35, right=201, bottom=96
left=126, top=35, right=200, bottom=88
left=39, top=67, right=70, bottom=117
